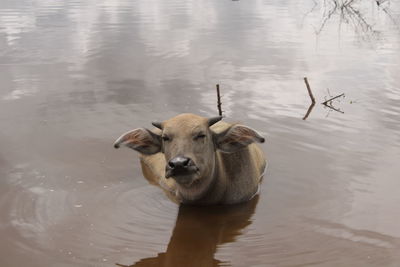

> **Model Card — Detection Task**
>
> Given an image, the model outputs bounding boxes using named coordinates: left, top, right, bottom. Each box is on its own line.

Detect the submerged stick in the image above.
left=323, top=103, right=345, bottom=114
left=302, top=102, right=315, bottom=120
left=216, top=84, right=223, bottom=116
left=304, top=77, right=316, bottom=104
left=322, top=93, right=345, bottom=105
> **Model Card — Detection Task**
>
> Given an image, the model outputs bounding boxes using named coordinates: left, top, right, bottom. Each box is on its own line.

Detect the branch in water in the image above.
left=323, top=103, right=345, bottom=114
left=304, top=77, right=316, bottom=104
left=216, top=84, right=223, bottom=116
left=303, top=102, right=315, bottom=120
left=322, top=93, right=345, bottom=105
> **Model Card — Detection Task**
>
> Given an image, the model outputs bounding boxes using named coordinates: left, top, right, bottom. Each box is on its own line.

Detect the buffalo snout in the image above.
left=165, top=156, right=198, bottom=181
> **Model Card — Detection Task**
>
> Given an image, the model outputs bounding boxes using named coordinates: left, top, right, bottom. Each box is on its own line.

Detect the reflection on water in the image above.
left=314, top=0, right=381, bottom=38
left=117, top=196, right=258, bottom=267
left=1, top=0, right=400, bottom=266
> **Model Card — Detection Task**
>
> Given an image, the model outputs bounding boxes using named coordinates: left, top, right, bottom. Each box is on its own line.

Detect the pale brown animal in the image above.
left=114, top=113, right=266, bottom=205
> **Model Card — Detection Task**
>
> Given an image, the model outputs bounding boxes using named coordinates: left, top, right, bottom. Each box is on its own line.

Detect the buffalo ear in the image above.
left=214, top=124, right=265, bottom=153
left=114, top=128, right=162, bottom=155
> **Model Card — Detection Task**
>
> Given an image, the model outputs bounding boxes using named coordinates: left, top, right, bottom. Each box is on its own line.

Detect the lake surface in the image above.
left=1, top=0, right=400, bottom=266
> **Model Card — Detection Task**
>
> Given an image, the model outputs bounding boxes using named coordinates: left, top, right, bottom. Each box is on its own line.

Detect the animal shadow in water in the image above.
left=116, top=195, right=259, bottom=267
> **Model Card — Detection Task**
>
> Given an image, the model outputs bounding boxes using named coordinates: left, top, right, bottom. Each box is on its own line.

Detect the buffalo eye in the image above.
left=162, top=135, right=171, bottom=142
left=194, top=133, right=206, bottom=141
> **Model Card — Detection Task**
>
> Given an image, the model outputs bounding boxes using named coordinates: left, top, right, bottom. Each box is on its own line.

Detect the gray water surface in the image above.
left=1, top=0, right=400, bottom=266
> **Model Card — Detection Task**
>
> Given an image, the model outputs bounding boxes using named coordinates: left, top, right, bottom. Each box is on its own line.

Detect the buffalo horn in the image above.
left=152, top=122, right=163, bottom=129
left=208, top=116, right=222, bottom=126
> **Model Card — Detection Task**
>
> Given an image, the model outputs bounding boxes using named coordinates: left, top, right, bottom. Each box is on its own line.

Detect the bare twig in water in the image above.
left=302, top=78, right=347, bottom=119
left=303, top=102, right=316, bottom=120
left=322, top=93, right=345, bottom=105
left=304, top=77, right=316, bottom=104
left=216, top=84, right=223, bottom=116
left=302, top=77, right=316, bottom=120
left=323, top=103, right=345, bottom=114
left=322, top=92, right=345, bottom=114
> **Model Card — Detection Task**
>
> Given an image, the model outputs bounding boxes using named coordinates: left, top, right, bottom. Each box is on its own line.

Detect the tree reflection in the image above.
left=307, top=0, right=398, bottom=40
left=116, top=195, right=259, bottom=267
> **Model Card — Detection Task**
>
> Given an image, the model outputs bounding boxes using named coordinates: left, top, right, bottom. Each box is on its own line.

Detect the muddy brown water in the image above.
left=1, top=0, right=400, bottom=266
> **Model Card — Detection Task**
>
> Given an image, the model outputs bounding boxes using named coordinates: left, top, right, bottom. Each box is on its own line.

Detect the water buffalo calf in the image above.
left=114, top=113, right=266, bottom=205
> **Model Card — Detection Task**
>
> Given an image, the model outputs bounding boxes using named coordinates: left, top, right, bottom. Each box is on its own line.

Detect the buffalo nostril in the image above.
left=168, top=161, right=175, bottom=169
left=182, top=158, right=190, bottom=167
